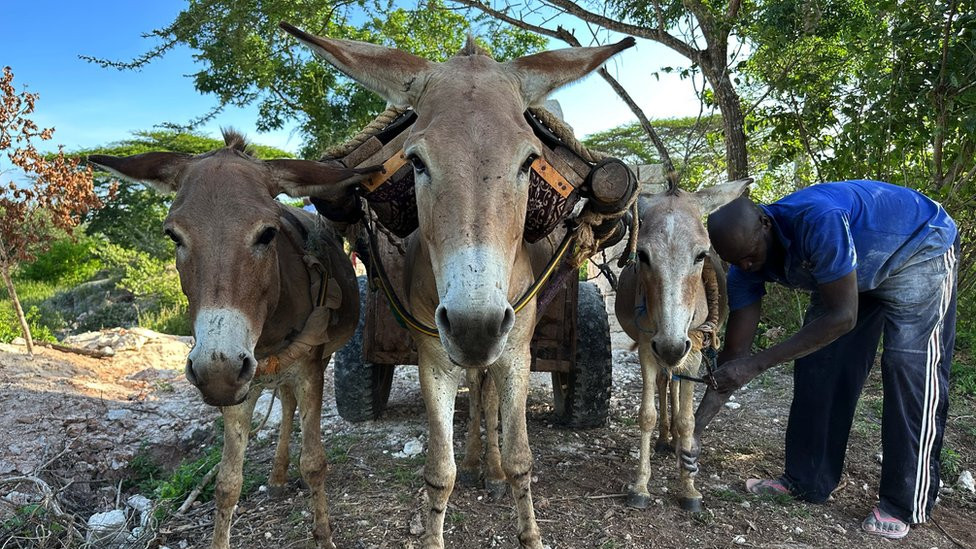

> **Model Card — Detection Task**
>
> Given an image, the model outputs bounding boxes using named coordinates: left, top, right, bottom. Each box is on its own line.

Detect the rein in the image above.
left=362, top=217, right=579, bottom=338
left=255, top=209, right=336, bottom=376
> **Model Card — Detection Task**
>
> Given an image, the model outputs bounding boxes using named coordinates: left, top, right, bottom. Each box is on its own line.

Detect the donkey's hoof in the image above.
left=267, top=484, right=289, bottom=499
left=626, top=491, right=651, bottom=509
left=654, top=440, right=673, bottom=454
left=458, top=470, right=480, bottom=488
left=679, top=497, right=703, bottom=512
left=486, top=479, right=508, bottom=502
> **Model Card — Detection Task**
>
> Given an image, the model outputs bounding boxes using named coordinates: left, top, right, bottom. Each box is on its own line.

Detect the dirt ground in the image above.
left=1, top=294, right=974, bottom=549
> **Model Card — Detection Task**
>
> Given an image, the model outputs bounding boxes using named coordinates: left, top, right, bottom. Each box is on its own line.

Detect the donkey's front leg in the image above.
left=418, top=345, right=464, bottom=549
left=628, top=341, right=660, bottom=509
left=268, top=384, right=297, bottom=496
left=294, top=355, right=336, bottom=549
left=481, top=372, right=506, bottom=501
left=459, top=369, right=485, bottom=488
left=654, top=370, right=673, bottom=453
left=211, top=391, right=259, bottom=549
left=675, top=374, right=703, bottom=512
left=492, top=352, right=542, bottom=549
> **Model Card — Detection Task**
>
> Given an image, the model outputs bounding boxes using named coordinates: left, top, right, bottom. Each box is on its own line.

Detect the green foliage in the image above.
left=941, top=447, right=962, bottom=480
left=0, top=279, right=60, bottom=343
left=16, top=234, right=102, bottom=285
left=951, top=359, right=976, bottom=398
left=95, top=242, right=185, bottom=311
left=79, top=130, right=293, bottom=259
left=85, top=0, right=546, bottom=158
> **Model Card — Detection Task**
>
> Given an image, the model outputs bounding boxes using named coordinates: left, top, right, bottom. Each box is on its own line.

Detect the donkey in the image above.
left=277, top=23, right=633, bottom=548
left=615, top=179, right=749, bottom=512
left=89, top=132, right=371, bottom=549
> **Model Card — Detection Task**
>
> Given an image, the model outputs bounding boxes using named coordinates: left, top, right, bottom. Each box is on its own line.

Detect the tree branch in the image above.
left=452, top=0, right=677, bottom=179
left=541, top=0, right=702, bottom=62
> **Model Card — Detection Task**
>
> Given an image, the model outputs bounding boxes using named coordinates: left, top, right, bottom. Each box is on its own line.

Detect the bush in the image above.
left=16, top=235, right=102, bottom=285
left=0, top=279, right=61, bottom=343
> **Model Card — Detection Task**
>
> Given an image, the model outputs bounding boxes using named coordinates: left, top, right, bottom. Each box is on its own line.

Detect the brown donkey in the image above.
left=277, top=24, right=632, bottom=549
left=615, top=179, right=749, bottom=511
left=89, top=133, right=371, bottom=549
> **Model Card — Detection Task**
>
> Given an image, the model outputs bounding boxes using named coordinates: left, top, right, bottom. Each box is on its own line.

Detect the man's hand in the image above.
left=707, top=355, right=764, bottom=393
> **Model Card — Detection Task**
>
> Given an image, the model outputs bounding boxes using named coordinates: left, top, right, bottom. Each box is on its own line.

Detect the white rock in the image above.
left=394, top=438, right=424, bottom=458
left=11, top=337, right=26, bottom=345
left=252, top=391, right=283, bottom=438
left=100, top=346, right=116, bottom=356
left=794, top=526, right=803, bottom=534
left=725, top=402, right=742, bottom=410
left=733, top=535, right=746, bottom=545
left=87, top=509, right=127, bottom=544
left=875, top=452, right=883, bottom=464
left=957, top=470, right=975, bottom=492
left=126, top=494, right=152, bottom=513
left=107, top=409, right=131, bottom=421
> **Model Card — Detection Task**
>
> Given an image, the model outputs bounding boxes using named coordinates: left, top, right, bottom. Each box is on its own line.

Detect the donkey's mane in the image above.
left=221, top=128, right=254, bottom=156
left=457, top=34, right=491, bottom=58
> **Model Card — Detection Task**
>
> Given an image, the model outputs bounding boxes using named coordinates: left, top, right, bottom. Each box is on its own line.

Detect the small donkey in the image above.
left=89, top=132, right=373, bottom=549
left=615, top=179, right=749, bottom=511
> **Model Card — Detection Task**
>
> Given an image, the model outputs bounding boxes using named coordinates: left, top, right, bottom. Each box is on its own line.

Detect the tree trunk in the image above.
left=0, top=258, right=34, bottom=356
left=709, top=68, right=750, bottom=181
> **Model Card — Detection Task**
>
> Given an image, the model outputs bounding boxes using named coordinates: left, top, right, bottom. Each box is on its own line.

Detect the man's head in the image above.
left=707, top=196, right=774, bottom=273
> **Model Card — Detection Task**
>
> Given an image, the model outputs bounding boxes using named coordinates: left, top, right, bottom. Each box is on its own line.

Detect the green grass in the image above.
left=712, top=488, right=745, bottom=503
left=0, top=278, right=61, bottom=343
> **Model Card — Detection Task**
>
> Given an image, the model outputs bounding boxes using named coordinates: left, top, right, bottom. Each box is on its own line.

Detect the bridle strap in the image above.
left=363, top=218, right=579, bottom=339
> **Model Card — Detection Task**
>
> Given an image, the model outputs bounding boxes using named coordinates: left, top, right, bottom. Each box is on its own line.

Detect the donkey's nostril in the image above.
left=435, top=305, right=452, bottom=335
left=496, top=306, right=515, bottom=337
left=651, top=340, right=659, bottom=356
left=238, top=354, right=257, bottom=382
left=185, top=358, right=198, bottom=386
left=684, top=339, right=692, bottom=355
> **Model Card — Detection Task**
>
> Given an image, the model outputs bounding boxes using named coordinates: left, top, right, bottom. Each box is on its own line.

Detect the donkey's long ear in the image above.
left=267, top=159, right=382, bottom=200
left=87, top=153, right=191, bottom=194
left=694, top=178, right=753, bottom=215
left=279, top=22, right=434, bottom=107
left=506, top=38, right=635, bottom=106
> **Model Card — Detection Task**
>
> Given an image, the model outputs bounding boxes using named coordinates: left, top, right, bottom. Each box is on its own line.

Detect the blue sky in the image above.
left=1, top=1, right=707, bottom=156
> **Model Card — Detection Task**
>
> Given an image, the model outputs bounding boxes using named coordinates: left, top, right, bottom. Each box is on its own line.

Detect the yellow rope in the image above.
left=322, top=105, right=408, bottom=160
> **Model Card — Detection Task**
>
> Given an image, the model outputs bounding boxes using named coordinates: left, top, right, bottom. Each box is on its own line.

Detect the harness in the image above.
left=316, top=106, right=639, bottom=339
left=254, top=209, right=343, bottom=376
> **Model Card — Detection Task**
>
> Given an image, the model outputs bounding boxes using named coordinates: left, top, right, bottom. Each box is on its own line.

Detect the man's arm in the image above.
left=710, top=270, right=859, bottom=392
left=694, top=299, right=761, bottom=437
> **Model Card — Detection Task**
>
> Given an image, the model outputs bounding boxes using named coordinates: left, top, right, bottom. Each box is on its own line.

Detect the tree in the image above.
left=79, top=131, right=293, bottom=259
left=83, top=0, right=547, bottom=158
left=0, top=66, right=105, bottom=355
left=457, top=0, right=753, bottom=181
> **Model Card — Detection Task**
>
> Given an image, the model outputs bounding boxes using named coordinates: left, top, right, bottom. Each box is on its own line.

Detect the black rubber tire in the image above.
left=551, top=281, right=612, bottom=428
left=333, top=276, right=395, bottom=422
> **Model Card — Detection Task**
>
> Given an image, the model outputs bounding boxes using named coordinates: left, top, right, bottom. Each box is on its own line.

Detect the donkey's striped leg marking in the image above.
left=675, top=372, right=703, bottom=512
left=493, top=350, right=543, bottom=549
left=418, top=344, right=463, bottom=549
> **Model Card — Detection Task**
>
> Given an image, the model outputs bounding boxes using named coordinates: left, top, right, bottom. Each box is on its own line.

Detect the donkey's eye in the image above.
left=255, top=227, right=278, bottom=246
left=519, top=154, right=537, bottom=176
left=164, top=229, right=183, bottom=247
left=408, top=154, right=427, bottom=176
left=695, top=251, right=708, bottom=264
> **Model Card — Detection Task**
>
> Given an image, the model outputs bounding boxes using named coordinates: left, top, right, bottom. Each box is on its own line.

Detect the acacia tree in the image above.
left=83, top=0, right=547, bottom=158
left=0, top=66, right=105, bottom=355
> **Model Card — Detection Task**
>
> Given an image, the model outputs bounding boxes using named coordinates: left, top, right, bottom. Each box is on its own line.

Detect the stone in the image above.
left=87, top=509, right=128, bottom=545
left=957, top=470, right=975, bottom=493
left=107, top=409, right=131, bottom=421
left=394, top=438, right=424, bottom=458
left=733, top=535, right=746, bottom=545
left=12, top=337, right=26, bottom=345
left=725, top=401, right=742, bottom=410
left=126, top=494, right=152, bottom=513
left=252, top=390, right=283, bottom=436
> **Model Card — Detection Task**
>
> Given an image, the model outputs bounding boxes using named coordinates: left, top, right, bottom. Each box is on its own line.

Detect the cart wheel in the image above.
left=333, top=276, right=395, bottom=422
left=551, top=281, right=612, bottom=428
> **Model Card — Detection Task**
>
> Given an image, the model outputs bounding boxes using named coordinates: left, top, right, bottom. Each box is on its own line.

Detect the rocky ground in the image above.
left=1, top=291, right=974, bottom=549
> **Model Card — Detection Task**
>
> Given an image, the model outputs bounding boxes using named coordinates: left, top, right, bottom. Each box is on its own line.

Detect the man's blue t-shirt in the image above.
left=727, top=180, right=957, bottom=311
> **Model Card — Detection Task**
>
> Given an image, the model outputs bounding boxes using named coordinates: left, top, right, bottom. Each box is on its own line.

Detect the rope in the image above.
left=322, top=105, right=408, bottom=160
left=527, top=106, right=608, bottom=164
left=690, top=258, right=722, bottom=352
left=572, top=189, right=639, bottom=268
